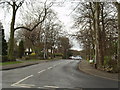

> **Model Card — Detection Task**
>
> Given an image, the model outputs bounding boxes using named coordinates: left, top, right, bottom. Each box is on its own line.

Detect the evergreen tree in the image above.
left=18, top=40, right=25, bottom=58
left=0, top=22, right=8, bottom=56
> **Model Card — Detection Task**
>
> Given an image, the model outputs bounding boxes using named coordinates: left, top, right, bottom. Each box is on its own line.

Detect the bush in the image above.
left=38, top=52, right=44, bottom=57
left=0, top=56, right=2, bottom=62
left=108, top=60, right=118, bottom=73
left=54, top=53, right=63, bottom=57
left=22, top=56, right=30, bottom=60
left=23, top=54, right=38, bottom=60
left=104, top=56, right=111, bottom=66
left=30, top=53, right=36, bottom=56
left=2, top=56, right=9, bottom=62
left=104, top=56, right=118, bottom=73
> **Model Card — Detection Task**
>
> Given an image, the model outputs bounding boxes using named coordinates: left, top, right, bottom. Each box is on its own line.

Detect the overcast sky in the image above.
left=51, top=1, right=82, bottom=51
left=1, top=0, right=119, bottom=51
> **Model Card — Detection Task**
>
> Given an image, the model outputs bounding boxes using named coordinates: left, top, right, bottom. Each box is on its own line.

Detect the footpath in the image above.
left=78, top=60, right=119, bottom=81
left=1, top=60, right=50, bottom=70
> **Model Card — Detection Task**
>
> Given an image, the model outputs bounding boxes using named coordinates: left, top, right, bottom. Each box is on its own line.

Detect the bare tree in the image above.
left=114, top=2, right=120, bottom=72
left=73, top=2, right=118, bottom=71
left=16, top=8, right=63, bottom=59
left=0, top=0, right=53, bottom=60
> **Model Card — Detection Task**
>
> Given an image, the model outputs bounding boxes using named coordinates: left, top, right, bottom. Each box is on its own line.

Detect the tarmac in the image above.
left=1, top=59, right=119, bottom=82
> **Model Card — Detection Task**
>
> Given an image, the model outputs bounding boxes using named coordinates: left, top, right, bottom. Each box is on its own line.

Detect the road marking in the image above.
left=17, top=84, right=35, bottom=86
left=44, top=85, right=59, bottom=88
left=38, top=87, right=44, bottom=88
left=53, top=65, right=57, bottom=67
left=47, top=67, right=53, bottom=69
left=11, top=83, right=35, bottom=88
left=38, top=69, right=46, bottom=73
left=11, top=75, right=34, bottom=86
left=11, top=84, right=31, bottom=88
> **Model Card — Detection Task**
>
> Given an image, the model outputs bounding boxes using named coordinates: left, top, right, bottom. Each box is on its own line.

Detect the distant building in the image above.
left=25, top=48, right=32, bottom=55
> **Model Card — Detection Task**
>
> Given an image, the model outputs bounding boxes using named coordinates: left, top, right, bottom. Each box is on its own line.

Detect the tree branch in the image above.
left=0, top=1, right=13, bottom=6
left=16, top=0, right=24, bottom=11
left=113, top=2, right=118, bottom=9
left=14, top=26, right=31, bottom=31
left=14, top=0, right=52, bottom=31
left=6, top=1, right=13, bottom=6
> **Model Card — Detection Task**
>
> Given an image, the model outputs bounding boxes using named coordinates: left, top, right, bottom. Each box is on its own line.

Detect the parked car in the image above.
left=69, top=56, right=75, bottom=59
left=69, top=56, right=82, bottom=60
left=74, top=56, right=82, bottom=60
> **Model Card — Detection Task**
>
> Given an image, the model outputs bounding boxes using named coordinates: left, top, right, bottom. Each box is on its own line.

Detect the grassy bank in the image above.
left=0, top=57, right=62, bottom=66
left=0, top=61, right=22, bottom=65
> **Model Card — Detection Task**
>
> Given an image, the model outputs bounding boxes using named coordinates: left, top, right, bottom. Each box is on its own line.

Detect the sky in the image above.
left=0, top=0, right=83, bottom=51
left=51, top=1, right=82, bottom=51
left=1, top=0, right=119, bottom=51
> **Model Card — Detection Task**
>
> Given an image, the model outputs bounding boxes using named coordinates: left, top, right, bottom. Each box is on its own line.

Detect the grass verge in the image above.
left=0, top=57, right=61, bottom=66
left=0, top=61, right=22, bottom=66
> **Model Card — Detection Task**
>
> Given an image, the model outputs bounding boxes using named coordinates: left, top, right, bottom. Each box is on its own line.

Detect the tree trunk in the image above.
left=95, top=2, right=101, bottom=68
left=8, top=2, right=16, bottom=60
left=117, top=4, right=120, bottom=72
left=50, top=46, right=53, bottom=59
left=100, top=3, right=105, bottom=66
left=93, top=18, right=96, bottom=60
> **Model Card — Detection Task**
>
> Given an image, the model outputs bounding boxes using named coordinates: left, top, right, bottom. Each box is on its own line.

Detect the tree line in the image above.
left=0, top=0, right=72, bottom=61
left=72, top=2, right=120, bottom=72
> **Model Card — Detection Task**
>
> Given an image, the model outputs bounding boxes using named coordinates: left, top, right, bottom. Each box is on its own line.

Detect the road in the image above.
left=2, top=59, right=118, bottom=89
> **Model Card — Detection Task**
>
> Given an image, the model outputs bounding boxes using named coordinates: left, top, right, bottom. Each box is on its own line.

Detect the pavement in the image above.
left=78, top=60, right=119, bottom=81
left=2, top=59, right=118, bottom=89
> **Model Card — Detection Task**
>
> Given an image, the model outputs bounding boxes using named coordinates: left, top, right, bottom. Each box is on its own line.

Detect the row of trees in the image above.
left=73, top=2, right=120, bottom=72
left=0, top=0, right=50, bottom=60
left=16, top=10, right=72, bottom=59
left=0, top=0, right=72, bottom=61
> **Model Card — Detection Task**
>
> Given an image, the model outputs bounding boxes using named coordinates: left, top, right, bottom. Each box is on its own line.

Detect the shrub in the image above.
left=104, top=56, right=111, bottom=66
left=30, top=53, right=36, bottom=56
left=108, top=60, right=118, bottom=73
left=2, top=56, right=9, bottom=62
left=54, top=53, right=63, bottom=57
left=38, top=52, right=44, bottom=57
left=18, top=40, right=25, bottom=58
left=0, top=56, right=2, bottom=62
left=22, top=56, right=30, bottom=60
left=104, top=56, right=118, bottom=73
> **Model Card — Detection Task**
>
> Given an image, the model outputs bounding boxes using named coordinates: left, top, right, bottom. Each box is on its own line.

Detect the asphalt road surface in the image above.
left=2, top=60, right=118, bottom=89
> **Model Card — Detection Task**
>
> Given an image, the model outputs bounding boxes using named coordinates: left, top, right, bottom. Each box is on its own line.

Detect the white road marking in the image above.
left=11, top=75, right=33, bottom=87
left=38, top=69, right=46, bottom=73
left=38, top=87, right=43, bottom=88
left=44, top=85, right=59, bottom=88
left=11, top=83, right=35, bottom=86
left=47, top=67, right=53, bottom=69
left=11, top=84, right=31, bottom=88
left=53, top=65, right=57, bottom=67
left=17, top=84, right=35, bottom=86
